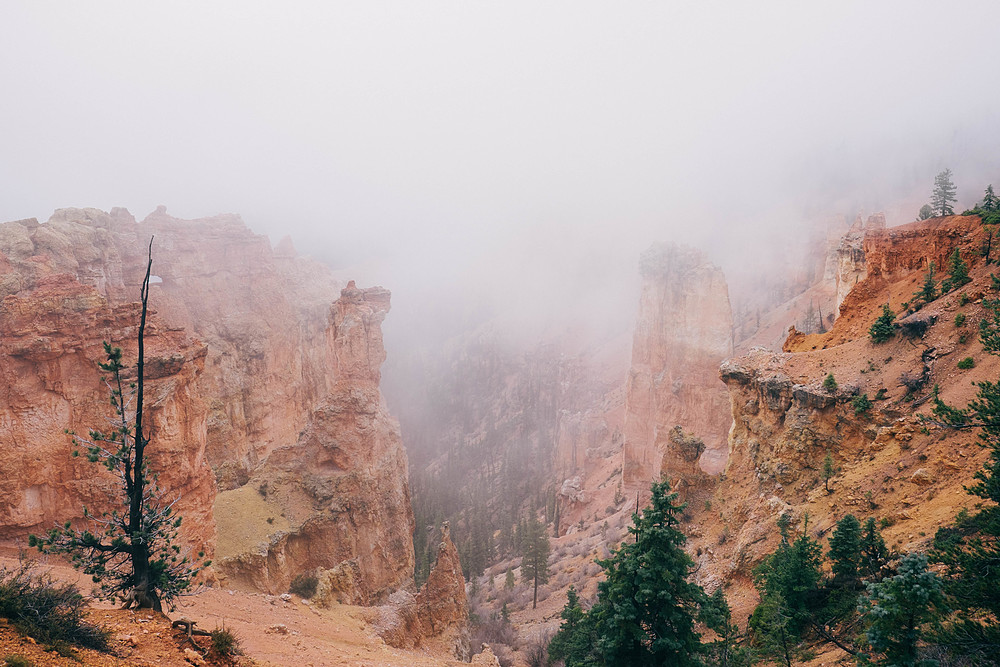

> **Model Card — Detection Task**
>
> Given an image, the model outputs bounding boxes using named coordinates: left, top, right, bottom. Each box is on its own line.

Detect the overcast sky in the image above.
left=3, top=2, right=1000, bottom=343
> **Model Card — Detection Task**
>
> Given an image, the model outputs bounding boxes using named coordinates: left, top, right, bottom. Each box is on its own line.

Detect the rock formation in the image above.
left=0, top=211, right=215, bottom=552
left=377, top=523, right=468, bottom=656
left=621, top=244, right=734, bottom=491
left=0, top=208, right=416, bottom=605
left=214, top=282, right=415, bottom=602
left=835, top=213, right=885, bottom=314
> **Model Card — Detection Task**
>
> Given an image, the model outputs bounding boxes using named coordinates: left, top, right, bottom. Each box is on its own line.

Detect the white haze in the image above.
left=3, top=2, right=1000, bottom=352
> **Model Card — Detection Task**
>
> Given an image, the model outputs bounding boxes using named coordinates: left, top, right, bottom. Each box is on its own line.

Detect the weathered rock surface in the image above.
left=215, top=283, right=415, bottom=602
left=622, top=244, right=734, bottom=490
left=0, top=211, right=215, bottom=552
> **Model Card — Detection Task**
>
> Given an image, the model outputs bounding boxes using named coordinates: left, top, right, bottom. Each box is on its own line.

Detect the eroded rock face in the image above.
left=215, top=283, right=415, bottom=603
left=0, top=213, right=216, bottom=553
left=622, top=244, right=734, bottom=490
left=836, top=213, right=885, bottom=314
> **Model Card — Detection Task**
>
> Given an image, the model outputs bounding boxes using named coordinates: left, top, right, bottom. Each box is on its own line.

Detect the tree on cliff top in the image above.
left=931, top=169, right=957, bottom=217
left=30, top=239, right=209, bottom=611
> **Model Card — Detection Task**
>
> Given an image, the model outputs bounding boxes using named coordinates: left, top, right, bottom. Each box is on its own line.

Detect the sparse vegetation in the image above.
left=869, top=303, right=896, bottom=343
left=823, top=372, right=838, bottom=393
left=3, top=656, right=35, bottom=667
left=957, top=356, right=975, bottom=369
left=874, top=388, right=888, bottom=400
left=852, top=393, right=872, bottom=415
left=0, top=561, right=111, bottom=654
left=941, top=247, right=971, bottom=293
left=210, top=626, right=243, bottom=661
left=822, top=451, right=836, bottom=493
left=955, top=312, right=966, bottom=327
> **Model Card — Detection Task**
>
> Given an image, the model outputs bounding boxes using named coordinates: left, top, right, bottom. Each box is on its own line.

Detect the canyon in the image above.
left=1, top=204, right=995, bottom=665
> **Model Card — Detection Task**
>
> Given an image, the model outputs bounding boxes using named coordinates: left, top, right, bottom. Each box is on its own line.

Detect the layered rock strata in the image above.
left=215, top=283, right=415, bottom=602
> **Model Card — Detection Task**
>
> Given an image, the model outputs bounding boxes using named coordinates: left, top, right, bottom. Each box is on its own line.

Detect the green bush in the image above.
left=955, top=312, right=967, bottom=327
left=869, top=304, right=896, bottom=343
left=875, top=388, right=888, bottom=400
left=0, top=562, right=110, bottom=653
left=852, top=394, right=872, bottom=415
left=958, top=357, right=975, bottom=370
left=210, top=626, right=242, bottom=658
left=823, top=373, right=838, bottom=393
left=289, top=573, right=318, bottom=599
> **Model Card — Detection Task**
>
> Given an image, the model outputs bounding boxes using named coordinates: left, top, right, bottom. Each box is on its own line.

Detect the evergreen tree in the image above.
left=860, top=517, right=889, bottom=579
left=869, top=303, right=896, bottom=343
left=941, top=247, right=971, bottom=293
left=30, top=241, right=208, bottom=611
left=931, top=169, right=957, bottom=217
left=914, top=261, right=937, bottom=304
left=547, top=586, right=598, bottom=666
left=983, top=184, right=999, bottom=212
left=859, top=552, right=945, bottom=666
left=589, top=479, right=709, bottom=666
left=504, top=566, right=515, bottom=590
left=700, top=587, right=751, bottom=667
left=827, top=514, right=862, bottom=588
left=822, top=451, right=836, bottom=493
left=823, top=372, right=838, bottom=393
left=753, top=515, right=823, bottom=633
left=749, top=591, right=794, bottom=667
left=520, top=514, right=550, bottom=609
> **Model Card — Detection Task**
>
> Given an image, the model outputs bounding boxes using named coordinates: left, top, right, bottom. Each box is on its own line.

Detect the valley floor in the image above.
left=0, top=551, right=463, bottom=667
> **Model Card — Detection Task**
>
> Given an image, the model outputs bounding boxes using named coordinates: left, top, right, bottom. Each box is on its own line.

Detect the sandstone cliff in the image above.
left=688, top=214, right=995, bottom=613
left=0, top=209, right=416, bottom=605
left=621, top=244, right=734, bottom=490
left=214, top=282, right=416, bottom=602
left=0, top=212, right=216, bottom=552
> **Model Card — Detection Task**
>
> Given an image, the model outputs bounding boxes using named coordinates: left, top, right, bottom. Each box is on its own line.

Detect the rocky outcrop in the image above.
left=215, top=283, right=415, bottom=603
left=622, top=244, right=734, bottom=490
left=835, top=213, right=885, bottom=314
left=378, top=523, right=468, bottom=655
left=0, top=213, right=216, bottom=552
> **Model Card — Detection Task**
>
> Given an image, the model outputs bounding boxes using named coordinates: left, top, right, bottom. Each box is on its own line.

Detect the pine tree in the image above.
left=941, top=247, right=970, bottom=293
left=860, top=517, right=889, bottom=579
left=827, top=515, right=862, bottom=588
left=753, top=515, right=823, bottom=633
left=931, top=169, right=958, bottom=217
left=914, top=261, right=938, bottom=304
left=520, top=514, right=550, bottom=609
left=984, top=184, right=999, bottom=212
left=749, top=591, right=794, bottom=667
left=589, top=479, right=709, bottom=666
left=547, top=586, right=598, bottom=666
left=869, top=303, right=896, bottom=343
left=504, top=566, right=515, bottom=590
left=29, top=240, right=208, bottom=611
left=822, top=451, right=836, bottom=494
left=823, top=373, right=838, bottom=393
left=859, top=552, right=945, bottom=666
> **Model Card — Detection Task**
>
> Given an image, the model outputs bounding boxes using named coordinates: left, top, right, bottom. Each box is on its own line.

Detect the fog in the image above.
left=4, top=2, right=1000, bottom=351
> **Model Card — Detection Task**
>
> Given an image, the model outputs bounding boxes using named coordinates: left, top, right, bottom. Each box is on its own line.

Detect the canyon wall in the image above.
left=0, top=209, right=416, bottom=603
left=693, top=214, right=993, bottom=598
left=214, top=282, right=415, bottom=602
left=621, top=244, right=734, bottom=491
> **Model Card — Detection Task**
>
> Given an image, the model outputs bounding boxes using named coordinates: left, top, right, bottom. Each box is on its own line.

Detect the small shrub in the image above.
left=955, top=312, right=967, bottom=327
left=959, top=292, right=971, bottom=306
left=0, top=562, right=111, bottom=653
left=957, top=357, right=975, bottom=369
left=823, top=372, right=838, bottom=393
left=4, top=656, right=35, bottom=667
left=874, top=388, right=888, bottom=400
left=210, top=626, right=243, bottom=659
left=960, top=333, right=969, bottom=344
left=852, top=393, right=872, bottom=415
left=869, top=303, right=896, bottom=343
left=289, top=573, right=318, bottom=599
